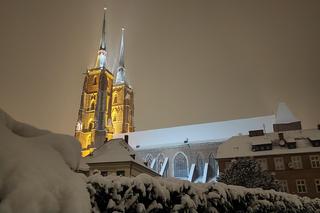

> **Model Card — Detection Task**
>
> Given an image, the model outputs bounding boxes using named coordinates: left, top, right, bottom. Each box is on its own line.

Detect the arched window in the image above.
left=196, top=154, right=205, bottom=177
left=90, top=101, right=95, bottom=110
left=208, top=153, right=218, bottom=178
left=93, top=76, right=97, bottom=85
left=113, top=94, right=118, bottom=104
left=173, top=152, right=188, bottom=178
left=145, top=154, right=153, bottom=168
left=88, top=121, right=94, bottom=131
left=156, top=153, right=165, bottom=173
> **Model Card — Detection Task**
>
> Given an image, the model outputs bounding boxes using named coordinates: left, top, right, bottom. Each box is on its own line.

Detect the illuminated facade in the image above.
left=75, top=10, right=134, bottom=156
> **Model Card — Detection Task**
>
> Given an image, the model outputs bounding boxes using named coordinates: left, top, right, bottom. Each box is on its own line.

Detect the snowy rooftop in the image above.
left=83, top=139, right=148, bottom=168
left=114, top=115, right=276, bottom=150
left=217, top=129, right=320, bottom=159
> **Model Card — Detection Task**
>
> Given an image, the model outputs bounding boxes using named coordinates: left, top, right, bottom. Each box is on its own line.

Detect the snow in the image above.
left=275, top=102, right=299, bottom=124
left=217, top=129, right=320, bottom=159
left=114, top=115, right=275, bottom=150
left=87, top=173, right=320, bottom=212
left=0, top=109, right=90, bottom=213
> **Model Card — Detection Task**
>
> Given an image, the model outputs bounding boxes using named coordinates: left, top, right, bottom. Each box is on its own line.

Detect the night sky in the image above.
left=0, top=0, right=319, bottom=135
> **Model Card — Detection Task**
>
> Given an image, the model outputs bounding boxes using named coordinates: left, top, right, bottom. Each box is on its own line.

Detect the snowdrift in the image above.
left=0, top=109, right=90, bottom=213
left=88, top=172, right=320, bottom=213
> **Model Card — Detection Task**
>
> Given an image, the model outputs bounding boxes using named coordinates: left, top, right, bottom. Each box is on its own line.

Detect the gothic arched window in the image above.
left=88, top=121, right=94, bottom=131
left=113, top=94, right=118, bottom=104
left=173, top=152, right=188, bottom=178
left=196, top=154, right=205, bottom=177
left=145, top=154, right=153, bottom=168
left=208, top=153, right=218, bottom=178
left=93, top=76, right=97, bottom=85
left=90, top=101, right=95, bottom=110
left=156, top=153, right=165, bottom=173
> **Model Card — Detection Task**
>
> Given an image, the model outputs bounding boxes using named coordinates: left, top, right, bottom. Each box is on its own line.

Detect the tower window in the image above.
left=88, top=121, right=94, bottom=131
left=114, top=95, right=118, bottom=104
left=90, top=102, right=95, bottom=110
left=93, top=76, right=97, bottom=85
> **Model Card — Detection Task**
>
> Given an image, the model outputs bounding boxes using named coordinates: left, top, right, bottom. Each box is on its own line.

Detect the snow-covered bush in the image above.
left=218, top=158, right=280, bottom=190
left=87, top=173, right=320, bottom=213
left=0, top=109, right=90, bottom=213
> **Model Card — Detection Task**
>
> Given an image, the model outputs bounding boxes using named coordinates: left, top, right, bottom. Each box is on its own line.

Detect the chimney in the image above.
left=124, top=135, right=129, bottom=144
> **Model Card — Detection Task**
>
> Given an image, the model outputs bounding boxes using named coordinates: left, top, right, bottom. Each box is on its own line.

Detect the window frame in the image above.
left=274, top=157, right=285, bottom=170
left=173, top=152, right=189, bottom=178
left=277, top=179, right=289, bottom=192
left=291, top=156, right=303, bottom=169
left=296, top=179, right=307, bottom=193
left=310, top=155, right=320, bottom=168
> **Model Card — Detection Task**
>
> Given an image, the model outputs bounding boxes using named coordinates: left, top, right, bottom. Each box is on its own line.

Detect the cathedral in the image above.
left=75, top=9, right=288, bottom=184
left=75, top=9, right=134, bottom=157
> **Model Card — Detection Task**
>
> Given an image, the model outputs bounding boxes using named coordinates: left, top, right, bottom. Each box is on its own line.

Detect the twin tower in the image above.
left=75, top=9, right=134, bottom=157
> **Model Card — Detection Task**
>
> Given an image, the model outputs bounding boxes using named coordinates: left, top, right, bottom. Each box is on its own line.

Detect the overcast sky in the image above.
left=0, top=0, right=319, bottom=135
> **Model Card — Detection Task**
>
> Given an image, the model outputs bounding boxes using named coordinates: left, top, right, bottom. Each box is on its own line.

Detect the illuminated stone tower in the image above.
left=75, top=9, right=114, bottom=157
left=111, top=28, right=135, bottom=135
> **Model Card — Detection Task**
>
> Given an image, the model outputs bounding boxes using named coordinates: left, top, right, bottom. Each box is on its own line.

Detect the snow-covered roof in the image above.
left=114, top=115, right=276, bottom=150
left=275, top=102, right=298, bottom=124
left=84, top=139, right=148, bottom=168
left=217, top=129, right=320, bottom=159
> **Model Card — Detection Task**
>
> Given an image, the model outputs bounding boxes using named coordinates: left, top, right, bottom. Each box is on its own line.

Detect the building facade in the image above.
left=115, top=115, right=275, bottom=183
left=217, top=106, right=320, bottom=198
left=75, top=10, right=134, bottom=156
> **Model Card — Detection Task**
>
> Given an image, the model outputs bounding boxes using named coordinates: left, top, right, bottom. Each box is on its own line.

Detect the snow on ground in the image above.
left=0, top=109, right=90, bottom=213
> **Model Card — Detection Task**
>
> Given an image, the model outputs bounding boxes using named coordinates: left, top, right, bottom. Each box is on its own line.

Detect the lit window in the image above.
left=274, top=157, right=285, bottom=170
left=315, top=179, right=320, bottom=193
left=296, top=179, right=307, bottom=193
left=310, top=155, right=320, bottom=168
left=277, top=180, right=289, bottom=192
left=145, top=154, right=153, bottom=168
left=90, top=102, right=95, bottom=110
left=88, top=121, right=94, bottom=130
left=114, top=95, right=118, bottom=104
left=256, top=158, right=268, bottom=171
left=196, top=155, right=205, bottom=177
left=156, top=154, right=165, bottom=173
left=291, top=156, right=303, bottom=169
left=93, top=76, right=97, bottom=85
left=208, top=153, right=218, bottom=177
left=173, top=152, right=188, bottom=178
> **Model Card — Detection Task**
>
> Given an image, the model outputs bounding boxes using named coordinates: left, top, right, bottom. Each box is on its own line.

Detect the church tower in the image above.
left=111, top=28, right=135, bottom=135
left=75, top=8, right=114, bottom=157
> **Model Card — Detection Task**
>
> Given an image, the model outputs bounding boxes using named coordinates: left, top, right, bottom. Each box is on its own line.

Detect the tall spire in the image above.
left=119, top=28, right=125, bottom=68
left=95, top=8, right=107, bottom=69
left=115, top=28, right=127, bottom=85
left=99, top=8, right=107, bottom=50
